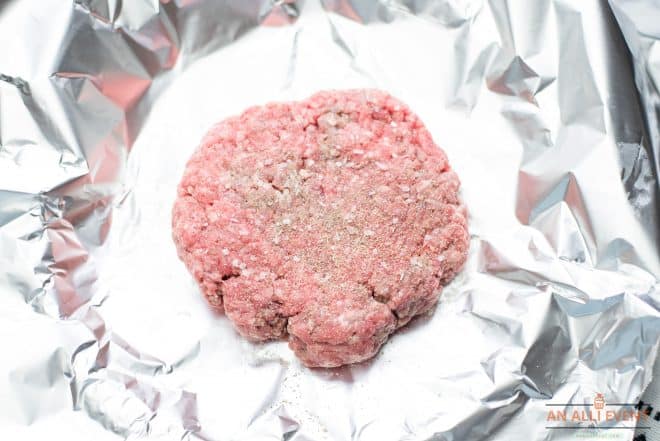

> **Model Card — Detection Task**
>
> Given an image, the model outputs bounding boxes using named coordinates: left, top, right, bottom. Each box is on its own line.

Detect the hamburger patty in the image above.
left=172, top=89, right=469, bottom=367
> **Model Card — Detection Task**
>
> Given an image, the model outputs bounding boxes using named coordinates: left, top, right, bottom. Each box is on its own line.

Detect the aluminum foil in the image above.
left=1, top=0, right=659, bottom=440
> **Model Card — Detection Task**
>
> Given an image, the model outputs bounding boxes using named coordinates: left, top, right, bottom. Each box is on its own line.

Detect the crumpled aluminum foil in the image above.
left=1, top=0, right=659, bottom=440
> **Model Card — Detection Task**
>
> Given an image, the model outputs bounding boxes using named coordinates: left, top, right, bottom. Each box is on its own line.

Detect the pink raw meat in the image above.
left=172, top=89, right=469, bottom=367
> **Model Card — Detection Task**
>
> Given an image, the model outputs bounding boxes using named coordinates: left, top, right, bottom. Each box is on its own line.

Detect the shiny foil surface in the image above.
left=1, top=0, right=659, bottom=440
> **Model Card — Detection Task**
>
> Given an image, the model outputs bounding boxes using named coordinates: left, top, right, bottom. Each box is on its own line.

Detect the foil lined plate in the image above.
left=0, top=0, right=659, bottom=440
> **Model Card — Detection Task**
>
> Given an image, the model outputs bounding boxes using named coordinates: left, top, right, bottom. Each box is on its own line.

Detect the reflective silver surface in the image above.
left=1, top=0, right=659, bottom=440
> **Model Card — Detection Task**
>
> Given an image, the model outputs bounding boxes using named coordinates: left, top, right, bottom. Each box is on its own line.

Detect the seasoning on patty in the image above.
left=172, top=89, right=469, bottom=367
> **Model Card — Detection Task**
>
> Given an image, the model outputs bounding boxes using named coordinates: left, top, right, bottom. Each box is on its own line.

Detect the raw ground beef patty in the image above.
left=172, top=89, right=469, bottom=367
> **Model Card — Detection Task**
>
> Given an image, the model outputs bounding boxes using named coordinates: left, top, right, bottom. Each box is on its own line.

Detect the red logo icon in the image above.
left=594, top=393, right=605, bottom=410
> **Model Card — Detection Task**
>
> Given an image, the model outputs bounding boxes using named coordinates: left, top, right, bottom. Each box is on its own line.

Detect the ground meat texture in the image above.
left=172, top=89, right=469, bottom=368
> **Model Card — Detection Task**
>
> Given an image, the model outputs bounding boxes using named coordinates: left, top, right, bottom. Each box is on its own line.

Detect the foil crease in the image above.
left=0, top=0, right=659, bottom=440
